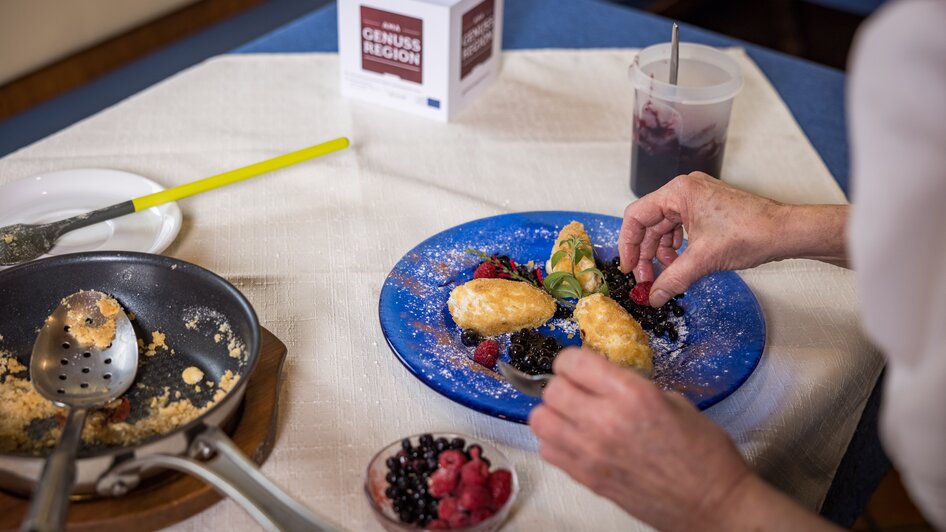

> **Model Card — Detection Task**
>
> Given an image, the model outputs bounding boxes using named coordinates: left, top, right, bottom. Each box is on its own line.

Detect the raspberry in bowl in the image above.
left=364, top=433, right=519, bottom=531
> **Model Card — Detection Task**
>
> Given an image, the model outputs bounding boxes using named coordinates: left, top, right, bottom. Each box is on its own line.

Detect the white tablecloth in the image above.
left=0, top=49, right=884, bottom=531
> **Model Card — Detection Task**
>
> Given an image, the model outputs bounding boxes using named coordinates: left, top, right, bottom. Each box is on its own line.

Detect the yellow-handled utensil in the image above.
left=0, top=137, right=349, bottom=266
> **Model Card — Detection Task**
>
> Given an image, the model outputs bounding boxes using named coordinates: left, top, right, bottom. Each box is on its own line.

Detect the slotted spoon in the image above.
left=21, top=290, right=138, bottom=532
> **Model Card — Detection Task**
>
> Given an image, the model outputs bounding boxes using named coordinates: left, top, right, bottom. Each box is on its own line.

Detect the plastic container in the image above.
left=629, top=42, right=743, bottom=197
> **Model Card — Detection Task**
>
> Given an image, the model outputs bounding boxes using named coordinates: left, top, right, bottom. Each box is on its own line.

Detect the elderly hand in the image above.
left=618, top=173, right=788, bottom=307
left=528, top=348, right=751, bottom=530
left=529, top=348, right=842, bottom=531
left=618, top=172, right=848, bottom=307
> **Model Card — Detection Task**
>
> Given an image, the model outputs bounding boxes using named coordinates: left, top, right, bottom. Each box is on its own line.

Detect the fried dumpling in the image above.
left=574, top=293, right=653, bottom=372
left=547, top=221, right=602, bottom=294
left=448, top=278, right=556, bottom=336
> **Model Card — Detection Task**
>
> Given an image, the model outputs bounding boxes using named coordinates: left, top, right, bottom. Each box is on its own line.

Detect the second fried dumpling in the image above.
left=547, top=221, right=602, bottom=294
left=448, top=278, right=556, bottom=336
left=574, top=293, right=653, bottom=372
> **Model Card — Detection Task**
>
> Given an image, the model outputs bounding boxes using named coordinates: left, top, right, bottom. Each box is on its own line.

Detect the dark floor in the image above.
left=0, top=0, right=934, bottom=530
left=852, top=471, right=934, bottom=531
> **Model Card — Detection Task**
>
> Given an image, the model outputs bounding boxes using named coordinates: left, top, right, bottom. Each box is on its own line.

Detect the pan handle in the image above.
left=97, top=426, right=340, bottom=531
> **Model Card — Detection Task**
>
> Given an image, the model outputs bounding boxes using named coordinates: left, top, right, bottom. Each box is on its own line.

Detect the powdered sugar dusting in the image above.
left=380, top=212, right=765, bottom=421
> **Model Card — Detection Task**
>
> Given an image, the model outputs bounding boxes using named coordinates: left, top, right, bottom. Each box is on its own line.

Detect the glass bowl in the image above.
left=364, top=433, right=519, bottom=531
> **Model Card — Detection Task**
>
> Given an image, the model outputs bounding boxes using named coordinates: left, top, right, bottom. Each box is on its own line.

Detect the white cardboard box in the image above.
left=338, top=0, right=503, bottom=121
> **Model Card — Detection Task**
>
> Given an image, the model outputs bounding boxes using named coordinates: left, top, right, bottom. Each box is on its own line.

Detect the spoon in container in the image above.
left=0, top=137, right=350, bottom=266
left=21, top=291, right=138, bottom=532
left=669, top=22, right=680, bottom=85
left=498, top=361, right=552, bottom=397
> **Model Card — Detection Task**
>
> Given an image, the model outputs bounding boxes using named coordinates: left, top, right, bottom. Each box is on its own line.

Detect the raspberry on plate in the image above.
left=630, top=281, right=653, bottom=306
left=473, top=339, right=500, bottom=368
left=473, top=261, right=498, bottom=279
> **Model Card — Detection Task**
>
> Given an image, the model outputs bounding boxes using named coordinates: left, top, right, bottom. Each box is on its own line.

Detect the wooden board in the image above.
left=0, top=327, right=287, bottom=531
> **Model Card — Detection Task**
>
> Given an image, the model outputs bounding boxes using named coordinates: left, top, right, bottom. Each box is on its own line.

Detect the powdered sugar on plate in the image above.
left=379, top=211, right=765, bottom=422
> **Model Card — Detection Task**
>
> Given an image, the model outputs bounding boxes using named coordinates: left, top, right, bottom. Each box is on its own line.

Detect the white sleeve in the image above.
left=849, top=0, right=946, bottom=528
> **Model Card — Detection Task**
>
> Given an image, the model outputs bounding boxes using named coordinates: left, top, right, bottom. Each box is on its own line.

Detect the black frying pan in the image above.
left=0, top=251, right=258, bottom=458
left=0, top=252, right=335, bottom=530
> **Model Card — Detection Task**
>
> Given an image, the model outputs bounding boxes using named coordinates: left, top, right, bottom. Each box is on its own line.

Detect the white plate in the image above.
left=0, top=168, right=182, bottom=261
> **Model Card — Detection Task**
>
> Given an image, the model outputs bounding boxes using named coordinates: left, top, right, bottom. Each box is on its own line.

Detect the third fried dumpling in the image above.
left=574, top=293, right=653, bottom=373
left=547, top=221, right=602, bottom=294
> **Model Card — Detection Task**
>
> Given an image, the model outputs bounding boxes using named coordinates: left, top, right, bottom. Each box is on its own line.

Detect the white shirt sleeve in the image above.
left=849, top=0, right=946, bottom=528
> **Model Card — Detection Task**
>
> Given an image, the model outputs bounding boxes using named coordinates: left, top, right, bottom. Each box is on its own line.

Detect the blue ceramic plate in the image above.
left=379, top=211, right=765, bottom=423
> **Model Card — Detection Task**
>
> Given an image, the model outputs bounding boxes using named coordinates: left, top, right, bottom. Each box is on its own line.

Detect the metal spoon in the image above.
left=498, top=361, right=552, bottom=397
left=669, top=22, right=680, bottom=85
left=0, top=206, right=135, bottom=267
left=21, top=291, right=138, bottom=532
left=0, top=136, right=350, bottom=266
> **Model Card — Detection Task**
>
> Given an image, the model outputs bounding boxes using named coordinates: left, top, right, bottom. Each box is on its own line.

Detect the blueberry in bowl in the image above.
left=364, top=433, right=519, bottom=531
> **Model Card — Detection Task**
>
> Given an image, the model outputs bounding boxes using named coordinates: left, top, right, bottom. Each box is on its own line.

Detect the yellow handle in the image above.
left=131, top=137, right=350, bottom=211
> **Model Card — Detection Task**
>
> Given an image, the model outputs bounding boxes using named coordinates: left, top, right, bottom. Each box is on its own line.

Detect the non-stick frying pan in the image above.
left=0, top=252, right=335, bottom=530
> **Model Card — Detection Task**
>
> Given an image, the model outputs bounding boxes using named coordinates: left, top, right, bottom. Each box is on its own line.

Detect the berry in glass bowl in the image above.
left=364, top=433, right=519, bottom=531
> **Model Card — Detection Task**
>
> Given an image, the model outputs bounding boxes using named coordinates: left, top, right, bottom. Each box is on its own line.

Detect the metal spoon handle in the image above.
left=50, top=200, right=135, bottom=237
left=669, top=22, right=680, bottom=85
left=21, top=407, right=89, bottom=532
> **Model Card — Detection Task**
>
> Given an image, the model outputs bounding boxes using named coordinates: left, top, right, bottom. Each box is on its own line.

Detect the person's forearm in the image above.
left=769, top=204, right=849, bottom=267
left=713, top=474, right=842, bottom=532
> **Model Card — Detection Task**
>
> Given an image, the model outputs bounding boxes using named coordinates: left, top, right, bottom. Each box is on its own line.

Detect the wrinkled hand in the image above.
left=529, top=348, right=752, bottom=532
left=618, top=172, right=788, bottom=307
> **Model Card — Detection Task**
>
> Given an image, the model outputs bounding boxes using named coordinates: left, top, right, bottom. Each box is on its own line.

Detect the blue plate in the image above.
left=379, top=211, right=765, bottom=423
